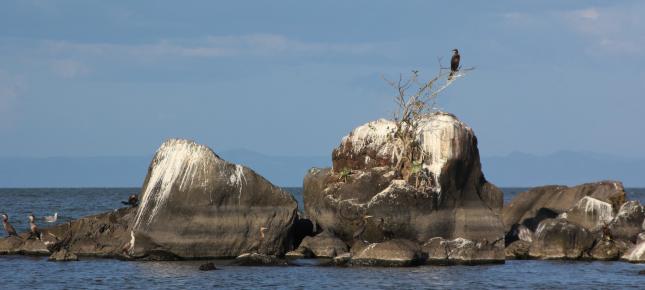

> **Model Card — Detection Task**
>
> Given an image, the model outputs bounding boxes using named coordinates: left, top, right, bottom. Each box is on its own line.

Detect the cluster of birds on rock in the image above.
left=1, top=194, right=140, bottom=239
left=1, top=213, right=54, bottom=240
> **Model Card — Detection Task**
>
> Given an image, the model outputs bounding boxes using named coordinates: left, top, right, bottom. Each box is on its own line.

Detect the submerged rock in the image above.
left=529, top=219, right=594, bottom=259
left=128, top=139, right=298, bottom=259
left=49, top=249, right=79, bottom=262
left=233, top=253, right=287, bottom=266
left=304, top=112, right=504, bottom=264
left=423, top=237, right=505, bottom=264
left=198, top=262, right=217, bottom=271
left=350, top=239, right=423, bottom=267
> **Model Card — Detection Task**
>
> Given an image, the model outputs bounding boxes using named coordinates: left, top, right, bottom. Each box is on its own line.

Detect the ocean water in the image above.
left=0, top=187, right=644, bottom=289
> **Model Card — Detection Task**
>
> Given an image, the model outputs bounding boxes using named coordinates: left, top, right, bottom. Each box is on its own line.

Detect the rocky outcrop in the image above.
left=505, top=240, right=531, bottom=259
left=128, top=139, right=298, bottom=259
left=233, top=253, right=287, bottom=266
left=303, top=112, right=504, bottom=265
left=608, top=201, right=645, bottom=242
left=288, top=230, right=348, bottom=258
left=49, top=249, right=79, bottom=261
left=503, top=181, right=626, bottom=243
left=590, top=239, right=632, bottom=261
left=350, top=239, right=423, bottom=267
left=423, top=237, right=505, bottom=264
left=0, top=207, right=134, bottom=258
left=622, top=241, right=645, bottom=263
left=559, top=196, right=614, bottom=231
left=528, top=219, right=594, bottom=259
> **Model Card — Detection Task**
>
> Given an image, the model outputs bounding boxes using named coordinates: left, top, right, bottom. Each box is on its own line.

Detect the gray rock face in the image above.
left=293, top=231, right=348, bottom=258
left=608, top=201, right=645, bottom=242
left=503, top=181, right=626, bottom=242
left=622, top=241, right=645, bottom=263
left=304, top=113, right=504, bottom=260
left=505, top=240, right=531, bottom=259
left=529, top=219, right=594, bottom=259
left=590, top=239, right=632, bottom=261
left=350, top=239, right=423, bottom=267
left=49, top=249, right=79, bottom=261
left=233, top=253, right=287, bottom=266
left=423, top=237, right=505, bottom=264
left=560, top=196, right=614, bottom=231
left=128, top=139, right=298, bottom=259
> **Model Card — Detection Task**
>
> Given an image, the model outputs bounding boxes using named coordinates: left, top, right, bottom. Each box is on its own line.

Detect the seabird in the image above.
left=28, top=214, right=42, bottom=240
left=121, top=194, right=139, bottom=207
left=44, top=212, right=58, bottom=223
left=449, top=48, right=460, bottom=80
left=1, top=213, right=18, bottom=237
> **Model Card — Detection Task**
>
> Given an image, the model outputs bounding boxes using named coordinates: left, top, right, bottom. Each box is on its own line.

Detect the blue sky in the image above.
left=1, top=0, right=644, bottom=158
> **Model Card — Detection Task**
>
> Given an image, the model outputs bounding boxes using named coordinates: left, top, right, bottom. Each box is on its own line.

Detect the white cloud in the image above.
left=50, top=59, right=90, bottom=79
left=560, top=4, right=645, bottom=55
left=0, top=70, right=23, bottom=128
left=44, top=34, right=379, bottom=60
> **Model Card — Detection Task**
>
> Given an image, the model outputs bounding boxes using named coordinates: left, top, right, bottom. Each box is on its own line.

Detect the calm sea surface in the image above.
left=0, top=187, right=644, bottom=289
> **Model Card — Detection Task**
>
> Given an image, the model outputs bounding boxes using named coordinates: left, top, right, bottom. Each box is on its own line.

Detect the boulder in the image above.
left=559, top=196, right=614, bottom=231
left=333, top=252, right=352, bottom=266
left=505, top=240, right=531, bottom=259
left=304, top=112, right=504, bottom=262
left=423, top=237, right=505, bottom=264
left=590, top=239, right=632, bottom=261
left=233, top=253, right=287, bottom=266
left=198, top=262, right=217, bottom=271
left=350, top=239, right=423, bottom=267
left=128, top=139, right=298, bottom=259
left=622, top=241, right=645, bottom=263
left=529, top=219, right=595, bottom=259
left=608, top=201, right=645, bottom=242
left=503, top=181, right=626, bottom=241
left=48, top=249, right=79, bottom=261
left=295, top=231, right=348, bottom=258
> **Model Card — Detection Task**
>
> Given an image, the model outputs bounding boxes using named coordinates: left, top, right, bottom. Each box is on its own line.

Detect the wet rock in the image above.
left=608, top=201, right=645, bottom=242
left=284, top=249, right=307, bottom=259
left=129, top=139, right=298, bottom=259
left=560, top=196, right=614, bottom=231
left=351, top=239, right=423, bottom=267
left=198, top=262, right=217, bottom=271
left=503, top=181, right=626, bottom=235
left=333, top=252, right=352, bottom=266
left=295, top=231, right=348, bottom=258
left=0, top=236, right=24, bottom=255
left=422, top=237, right=505, bottom=265
left=590, top=239, right=632, bottom=261
left=529, top=219, right=594, bottom=259
left=304, top=112, right=504, bottom=262
left=49, top=249, right=78, bottom=261
left=233, top=253, right=287, bottom=266
left=505, top=240, right=531, bottom=260
left=621, top=240, right=645, bottom=263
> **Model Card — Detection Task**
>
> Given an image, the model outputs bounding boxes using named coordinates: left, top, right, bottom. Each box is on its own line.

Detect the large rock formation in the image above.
left=303, top=112, right=504, bottom=264
left=128, top=139, right=298, bottom=259
left=503, top=181, right=626, bottom=244
left=528, top=218, right=594, bottom=259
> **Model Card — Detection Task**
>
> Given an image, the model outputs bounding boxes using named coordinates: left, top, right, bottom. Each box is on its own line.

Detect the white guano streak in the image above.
left=133, top=139, right=218, bottom=229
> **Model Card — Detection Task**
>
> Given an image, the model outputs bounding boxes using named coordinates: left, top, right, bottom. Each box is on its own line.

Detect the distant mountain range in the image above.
left=0, top=150, right=642, bottom=187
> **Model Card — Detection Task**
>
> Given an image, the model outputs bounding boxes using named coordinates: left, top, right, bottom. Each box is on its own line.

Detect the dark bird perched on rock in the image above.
left=1, top=213, right=18, bottom=237
left=121, top=194, right=139, bottom=207
left=449, top=48, right=460, bottom=80
left=28, top=214, right=42, bottom=240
